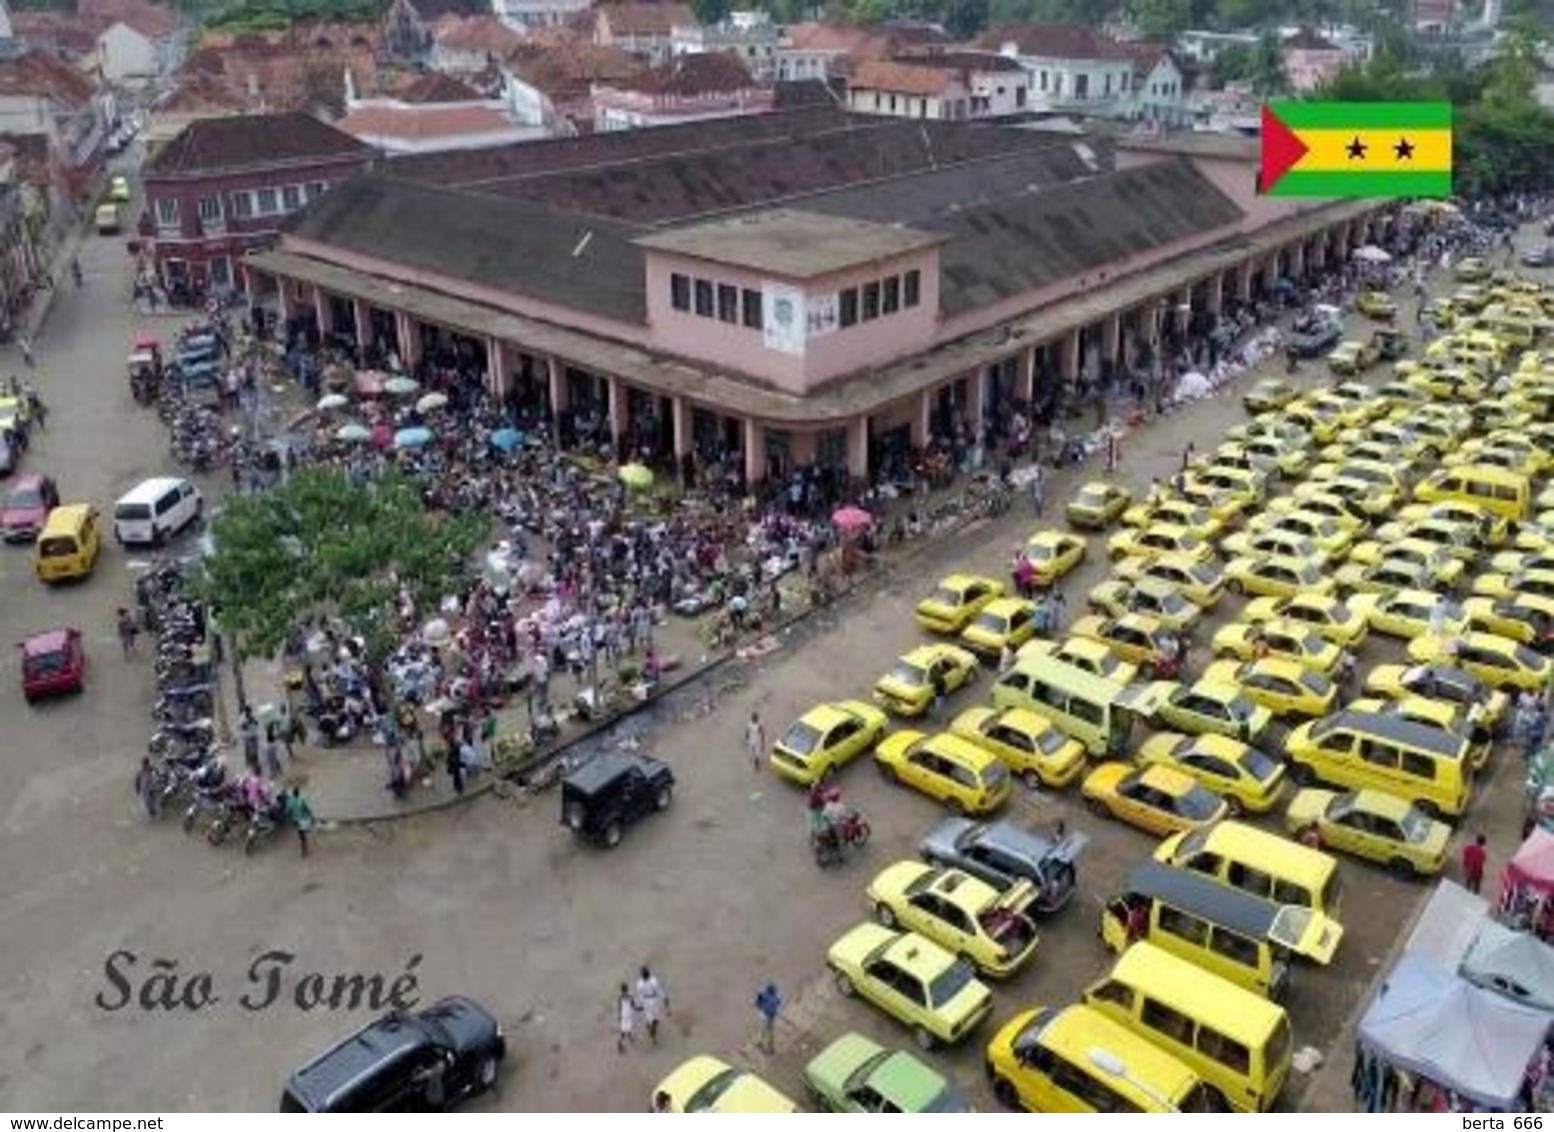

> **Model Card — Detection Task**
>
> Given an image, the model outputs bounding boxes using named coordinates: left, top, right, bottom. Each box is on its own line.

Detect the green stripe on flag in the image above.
left=1267, top=169, right=1453, bottom=199
left=1272, top=101, right=1454, bottom=130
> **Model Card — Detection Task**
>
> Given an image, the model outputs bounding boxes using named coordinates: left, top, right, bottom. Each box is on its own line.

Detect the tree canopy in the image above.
left=194, top=468, right=490, bottom=663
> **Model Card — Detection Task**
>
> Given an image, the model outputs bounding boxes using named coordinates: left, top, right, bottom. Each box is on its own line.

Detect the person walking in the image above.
left=446, top=740, right=466, bottom=795
left=616, top=983, right=638, bottom=1054
left=745, top=710, right=765, bottom=772
left=134, top=757, right=159, bottom=820
left=19, top=334, right=33, bottom=368
left=1463, top=833, right=1488, bottom=895
left=636, top=966, right=668, bottom=1045
left=240, top=708, right=261, bottom=775
left=284, top=786, right=315, bottom=858
left=116, top=607, right=139, bottom=657
left=754, top=982, right=782, bottom=1053
left=263, top=718, right=285, bottom=779
left=1105, top=429, right=1119, bottom=473
left=1050, top=590, right=1068, bottom=633
left=1029, top=467, right=1045, bottom=517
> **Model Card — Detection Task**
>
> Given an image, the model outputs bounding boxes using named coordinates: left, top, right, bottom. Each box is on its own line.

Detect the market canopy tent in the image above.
left=1359, top=953, right=1553, bottom=1109
left=1504, top=829, right=1554, bottom=900
left=1462, top=922, right=1554, bottom=1012
left=1405, top=880, right=1489, bottom=971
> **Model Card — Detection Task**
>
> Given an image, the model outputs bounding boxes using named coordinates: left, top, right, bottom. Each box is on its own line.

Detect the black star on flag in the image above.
left=1394, top=137, right=1415, bottom=160
left=1345, top=136, right=1368, bottom=160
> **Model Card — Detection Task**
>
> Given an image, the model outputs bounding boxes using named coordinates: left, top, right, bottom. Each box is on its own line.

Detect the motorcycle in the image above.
left=242, top=799, right=290, bottom=856
left=812, top=805, right=871, bottom=869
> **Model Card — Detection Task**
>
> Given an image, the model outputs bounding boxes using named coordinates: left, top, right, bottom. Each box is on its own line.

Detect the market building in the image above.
left=245, top=106, right=1392, bottom=486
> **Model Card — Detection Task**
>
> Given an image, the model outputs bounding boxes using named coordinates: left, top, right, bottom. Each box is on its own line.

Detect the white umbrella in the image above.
left=316, top=393, right=349, bottom=411
left=416, top=391, right=448, bottom=413
left=422, top=617, right=450, bottom=646
left=1354, top=245, right=1392, bottom=264
left=1175, top=371, right=1211, bottom=400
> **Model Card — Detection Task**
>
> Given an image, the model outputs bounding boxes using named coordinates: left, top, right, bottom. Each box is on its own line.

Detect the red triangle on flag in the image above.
left=1260, top=104, right=1309, bottom=193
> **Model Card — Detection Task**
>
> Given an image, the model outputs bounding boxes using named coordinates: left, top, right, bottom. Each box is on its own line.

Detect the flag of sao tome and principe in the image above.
left=1260, top=101, right=1453, bottom=199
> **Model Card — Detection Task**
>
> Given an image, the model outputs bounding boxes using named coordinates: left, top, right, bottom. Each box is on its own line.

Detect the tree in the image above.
left=1209, top=42, right=1254, bottom=86
left=690, top=0, right=732, bottom=26
left=944, top=0, right=991, bottom=38
left=1247, top=27, right=1289, bottom=94
left=194, top=468, right=490, bottom=664
left=1132, top=0, right=1191, bottom=39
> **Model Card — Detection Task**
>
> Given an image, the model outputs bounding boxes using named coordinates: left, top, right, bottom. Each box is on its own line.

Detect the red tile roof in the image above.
left=850, top=59, right=961, bottom=96
left=338, top=104, right=516, bottom=141
left=11, top=12, right=101, bottom=57
left=597, top=2, right=698, bottom=39
left=977, top=23, right=1132, bottom=61
left=155, top=70, right=253, bottom=113
left=434, top=14, right=524, bottom=53
left=615, top=50, right=753, bottom=95
left=145, top=111, right=377, bottom=176
left=506, top=40, right=642, bottom=99
left=395, top=71, right=485, bottom=103
left=77, top=0, right=176, bottom=39
left=0, top=49, right=98, bottom=107
left=786, top=21, right=950, bottom=61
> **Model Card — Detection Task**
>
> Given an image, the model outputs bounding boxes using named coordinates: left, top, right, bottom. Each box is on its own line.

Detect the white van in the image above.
left=113, top=476, right=202, bottom=546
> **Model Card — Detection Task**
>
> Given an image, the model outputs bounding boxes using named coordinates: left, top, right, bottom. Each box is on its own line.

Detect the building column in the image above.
left=1236, top=264, right=1254, bottom=302
left=910, top=387, right=931, bottom=448
left=1205, top=273, right=1224, bottom=316
left=1018, top=344, right=1037, bottom=406
left=313, top=288, right=332, bottom=334
left=488, top=338, right=510, bottom=400
left=607, top=374, right=625, bottom=453
left=847, top=415, right=869, bottom=482
left=1289, top=241, right=1306, bottom=281
left=966, top=367, right=986, bottom=430
left=547, top=355, right=567, bottom=443
left=1263, top=255, right=1280, bottom=290
left=276, top=282, right=294, bottom=323
left=743, top=417, right=762, bottom=486
left=1060, top=330, right=1081, bottom=386
left=1308, top=236, right=1326, bottom=270
left=1099, top=314, right=1121, bottom=373
left=397, top=311, right=420, bottom=366
left=352, top=298, right=370, bottom=349
left=671, top=395, right=691, bottom=459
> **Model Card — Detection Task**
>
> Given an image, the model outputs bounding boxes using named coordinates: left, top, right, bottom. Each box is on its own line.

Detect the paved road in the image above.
left=0, top=213, right=1536, bottom=1112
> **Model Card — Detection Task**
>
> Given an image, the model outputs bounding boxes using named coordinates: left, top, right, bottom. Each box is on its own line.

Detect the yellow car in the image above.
left=1023, top=530, right=1087, bottom=587
left=1203, top=656, right=1336, bottom=720
left=960, top=596, right=1040, bottom=658
left=1120, top=498, right=1225, bottom=542
left=1243, top=377, right=1298, bottom=414
left=1305, top=474, right=1396, bottom=520
left=1147, top=678, right=1275, bottom=744
left=1136, top=731, right=1288, bottom=815
left=827, top=923, right=994, bottom=1049
left=1284, top=789, right=1450, bottom=879
left=1454, top=257, right=1491, bottom=282
left=1283, top=403, right=1343, bottom=444
left=1327, top=339, right=1381, bottom=376
left=769, top=700, right=889, bottom=785
left=1176, top=479, right=1248, bottom=526
left=1363, top=662, right=1509, bottom=733
left=108, top=174, right=131, bottom=202
left=1080, top=763, right=1229, bottom=837
left=874, top=730, right=1011, bottom=814
left=1239, top=433, right=1309, bottom=477
left=915, top=574, right=1005, bottom=634
left=1399, top=500, right=1509, bottom=547
left=1445, top=443, right=1545, bottom=480
left=1190, top=464, right=1265, bottom=507
left=1307, top=391, right=1374, bottom=429
left=1243, top=593, right=1368, bottom=648
left=866, top=860, right=1039, bottom=977
left=949, top=705, right=1086, bottom=789
left=1356, top=290, right=1397, bottom=320
left=1472, top=568, right=1554, bottom=602
left=653, top=1057, right=798, bottom=1113
left=1488, top=548, right=1554, bottom=577
left=1220, top=528, right=1326, bottom=566
left=1347, top=589, right=1469, bottom=641
left=1087, top=575, right=1205, bottom=632
left=1245, top=510, right=1354, bottom=559
left=1407, top=631, right=1553, bottom=693
left=1224, top=553, right=1335, bottom=599
left=1107, top=522, right=1213, bottom=565
left=1333, top=556, right=1439, bottom=600
left=1114, top=554, right=1224, bottom=610
left=1352, top=693, right=1490, bottom=769
left=873, top=644, right=980, bottom=717
left=1065, top=481, right=1132, bottom=530
left=1350, top=539, right=1465, bottom=591
left=1364, top=519, right=1482, bottom=566
left=1210, top=618, right=1341, bottom=675
left=1018, top=635, right=1138, bottom=686
left=1463, top=594, right=1554, bottom=647
left=1269, top=488, right=1365, bottom=532
left=1069, top=612, right=1181, bottom=676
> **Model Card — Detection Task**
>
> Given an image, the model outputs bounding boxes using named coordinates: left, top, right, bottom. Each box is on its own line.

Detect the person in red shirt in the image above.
left=1463, top=834, right=1488, bottom=895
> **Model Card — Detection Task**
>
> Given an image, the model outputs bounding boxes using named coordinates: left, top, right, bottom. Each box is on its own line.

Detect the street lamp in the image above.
left=1088, top=1047, right=1180, bottom=1113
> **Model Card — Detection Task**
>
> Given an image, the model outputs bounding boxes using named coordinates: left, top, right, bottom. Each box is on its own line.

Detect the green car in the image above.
left=802, top=1032, right=970, bottom=1113
left=1147, top=678, right=1275, bottom=745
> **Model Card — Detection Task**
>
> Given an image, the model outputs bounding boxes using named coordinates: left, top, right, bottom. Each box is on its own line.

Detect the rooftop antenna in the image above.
left=571, top=230, right=594, bottom=257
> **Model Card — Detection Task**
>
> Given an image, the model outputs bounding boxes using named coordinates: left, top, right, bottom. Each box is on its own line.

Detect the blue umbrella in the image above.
left=394, top=426, right=434, bottom=449
left=489, top=427, right=523, bottom=452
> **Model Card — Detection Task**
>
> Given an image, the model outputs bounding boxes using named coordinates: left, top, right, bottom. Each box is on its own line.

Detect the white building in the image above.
left=976, top=23, right=1135, bottom=117
left=97, top=20, right=160, bottom=86
left=672, top=11, right=783, bottom=82
left=1122, top=44, right=1189, bottom=125
left=493, top=0, right=589, bottom=30
left=1175, top=28, right=1258, bottom=63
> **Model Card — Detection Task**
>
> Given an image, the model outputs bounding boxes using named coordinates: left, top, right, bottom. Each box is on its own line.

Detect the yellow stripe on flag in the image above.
left=1292, top=128, right=1452, bottom=173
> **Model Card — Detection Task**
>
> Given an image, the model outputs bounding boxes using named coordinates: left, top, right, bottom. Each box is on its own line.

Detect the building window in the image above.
left=1104, top=73, right=1111, bottom=95
left=839, top=287, right=858, bottom=327
left=154, top=197, right=179, bottom=228
left=882, top=275, right=900, bottom=314
left=255, top=188, right=279, bottom=215
left=1075, top=73, right=1089, bottom=99
left=904, top=269, right=921, bottom=308
left=282, top=184, right=302, bottom=211
left=307, top=181, right=327, bottom=199
left=862, top=280, right=881, bottom=321
left=670, top=273, right=691, bottom=311
left=197, top=196, right=222, bottom=225
left=230, top=191, right=253, bottom=218
left=741, top=288, right=763, bottom=329
left=693, top=278, right=713, bottom=317
left=717, top=282, right=738, bottom=323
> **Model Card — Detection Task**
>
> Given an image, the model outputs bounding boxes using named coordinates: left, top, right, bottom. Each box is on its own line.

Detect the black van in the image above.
left=280, top=996, right=506, bottom=1112
left=561, top=752, right=675, bottom=848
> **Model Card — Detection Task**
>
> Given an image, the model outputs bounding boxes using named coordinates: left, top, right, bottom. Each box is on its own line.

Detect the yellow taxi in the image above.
left=1018, top=635, right=1139, bottom=686
left=1243, top=593, right=1369, bottom=648
left=1307, top=391, right=1375, bottom=430
left=1472, top=568, right=1554, bottom=602
left=949, top=705, right=1086, bottom=789
left=1244, top=509, right=1354, bottom=558
left=1296, top=474, right=1395, bottom=520
left=960, top=596, right=1040, bottom=658
left=1454, top=257, right=1490, bottom=282
left=1487, top=547, right=1554, bottom=577
left=1203, top=656, right=1336, bottom=720
left=866, top=861, right=1039, bottom=977
left=1407, top=632, right=1553, bottom=694
left=1148, top=678, right=1275, bottom=745
left=108, top=174, right=131, bottom=202
left=1242, top=377, right=1298, bottom=415
left=1081, top=763, right=1229, bottom=837
left=1069, top=612, right=1181, bottom=676
left=1176, top=479, right=1249, bottom=526
left=1268, top=488, right=1365, bottom=532
left=1191, top=464, right=1266, bottom=508
left=1114, top=554, right=1224, bottom=610
left=1119, top=498, right=1225, bottom=542
left=1353, top=694, right=1491, bottom=770
left=1136, top=731, right=1288, bottom=815
left=1363, top=518, right=1482, bottom=566
left=1355, top=290, right=1397, bottom=320
left=1224, top=553, right=1334, bottom=599
left=1239, top=433, right=1309, bottom=478
left=769, top=700, right=889, bottom=785
left=1065, top=481, right=1132, bottom=530
left=1350, top=539, right=1465, bottom=591
left=1326, top=339, right=1380, bottom=376
left=1107, top=522, right=1213, bottom=565
left=1399, top=500, right=1510, bottom=547
left=1463, top=594, right=1554, bottom=647
left=1283, top=402, right=1343, bottom=444
left=653, top=1057, right=797, bottom=1113
left=1347, top=589, right=1469, bottom=641
left=1088, top=576, right=1205, bottom=633
left=1448, top=438, right=1548, bottom=479
left=873, top=644, right=980, bottom=717
left=873, top=730, right=1011, bottom=814
left=1220, top=528, right=1327, bottom=566
left=1210, top=618, right=1341, bottom=675
left=827, top=923, right=993, bottom=1049
left=1362, top=663, right=1509, bottom=733
left=1333, top=556, right=1440, bottom=600
left=1283, top=789, right=1450, bottom=880
left=1023, top=530, right=1087, bottom=587
left=915, top=574, right=1005, bottom=634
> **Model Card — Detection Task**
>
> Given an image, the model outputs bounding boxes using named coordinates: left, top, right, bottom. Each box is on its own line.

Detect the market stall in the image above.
left=1463, top=922, right=1554, bottom=1011
left=1501, top=829, right=1554, bottom=939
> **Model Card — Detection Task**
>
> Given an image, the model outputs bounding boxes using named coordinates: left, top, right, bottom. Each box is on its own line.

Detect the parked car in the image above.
left=802, top=1032, right=969, bottom=1112
left=1, top=472, right=58, bottom=542
left=918, top=816, right=1086, bottom=914
left=560, top=752, right=674, bottom=847
left=279, top=996, right=506, bottom=1112
left=19, top=626, right=84, bottom=703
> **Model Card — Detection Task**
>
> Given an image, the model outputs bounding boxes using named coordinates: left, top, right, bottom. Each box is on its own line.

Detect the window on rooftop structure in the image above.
left=717, top=283, right=738, bottom=323
left=282, top=184, right=301, bottom=211
left=903, top=270, right=921, bottom=308
left=863, top=281, right=881, bottom=321
left=670, top=273, right=690, bottom=311
left=839, top=287, right=858, bottom=327
left=741, top=288, right=762, bottom=329
left=882, top=275, right=900, bottom=314
left=694, top=278, right=713, bottom=317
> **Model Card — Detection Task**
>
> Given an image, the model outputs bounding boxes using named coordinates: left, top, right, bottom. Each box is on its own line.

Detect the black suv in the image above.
left=280, top=996, right=506, bottom=1112
left=561, top=752, right=675, bottom=847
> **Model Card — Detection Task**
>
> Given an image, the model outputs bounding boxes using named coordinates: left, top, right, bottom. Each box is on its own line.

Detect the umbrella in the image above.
left=831, top=505, right=874, bottom=535
left=422, top=617, right=451, bottom=646
left=371, top=422, right=394, bottom=450
left=618, top=462, right=654, bottom=490
left=316, top=393, right=349, bottom=411
left=354, top=371, right=384, bottom=396
left=334, top=422, right=371, bottom=442
left=1355, top=245, right=1392, bottom=264
left=394, top=426, right=434, bottom=449
left=489, top=426, right=523, bottom=452
left=416, top=391, right=448, bottom=413
left=1175, top=371, right=1211, bottom=400
left=385, top=376, right=421, bottom=397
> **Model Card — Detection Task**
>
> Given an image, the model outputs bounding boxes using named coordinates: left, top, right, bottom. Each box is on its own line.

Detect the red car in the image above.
left=2, top=473, right=58, bottom=543
left=20, top=627, right=85, bottom=703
